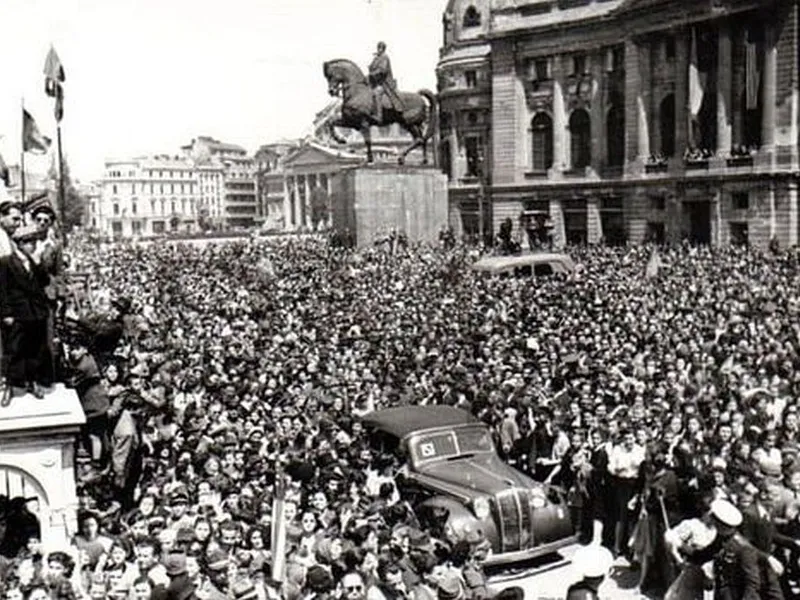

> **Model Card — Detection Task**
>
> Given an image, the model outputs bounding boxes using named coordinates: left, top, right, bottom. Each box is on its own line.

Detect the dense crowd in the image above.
left=3, top=232, right=800, bottom=599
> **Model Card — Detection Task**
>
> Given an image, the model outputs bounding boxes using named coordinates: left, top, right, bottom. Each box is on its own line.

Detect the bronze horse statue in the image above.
left=323, top=59, right=437, bottom=165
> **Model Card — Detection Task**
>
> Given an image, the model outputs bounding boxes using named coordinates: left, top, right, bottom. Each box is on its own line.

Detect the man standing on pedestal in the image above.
left=0, top=219, right=52, bottom=400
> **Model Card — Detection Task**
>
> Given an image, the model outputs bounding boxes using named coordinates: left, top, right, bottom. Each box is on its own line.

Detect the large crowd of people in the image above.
left=3, top=206, right=800, bottom=599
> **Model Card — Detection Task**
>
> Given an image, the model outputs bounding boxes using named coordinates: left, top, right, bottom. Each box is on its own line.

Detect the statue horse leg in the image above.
left=360, top=122, right=373, bottom=163
left=398, top=124, right=425, bottom=166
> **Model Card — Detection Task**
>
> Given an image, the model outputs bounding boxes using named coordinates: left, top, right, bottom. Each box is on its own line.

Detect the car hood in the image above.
left=416, top=453, right=537, bottom=497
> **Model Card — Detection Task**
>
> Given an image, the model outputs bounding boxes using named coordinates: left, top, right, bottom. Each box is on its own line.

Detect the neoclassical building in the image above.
left=438, top=0, right=799, bottom=247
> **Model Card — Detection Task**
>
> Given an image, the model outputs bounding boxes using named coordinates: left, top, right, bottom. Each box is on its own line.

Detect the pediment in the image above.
left=283, top=145, right=361, bottom=168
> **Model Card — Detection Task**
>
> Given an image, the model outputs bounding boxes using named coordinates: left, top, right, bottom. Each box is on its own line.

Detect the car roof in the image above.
left=471, top=252, right=575, bottom=274
left=362, top=406, right=480, bottom=439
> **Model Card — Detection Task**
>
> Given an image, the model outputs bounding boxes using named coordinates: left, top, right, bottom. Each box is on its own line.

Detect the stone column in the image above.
left=590, top=56, right=604, bottom=171
left=587, top=197, right=603, bottom=243
left=717, top=22, right=733, bottom=156
left=789, top=181, right=799, bottom=247
left=768, top=182, right=777, bottom=239
left=303, top=174, right=312, bottom=229
left=762, top=24, right=777, bottom=150
left=711, top=189, right=723, bottom=246
left=550, top=198, right=566, bottom=248
left=674, top=29, right=690, bottom=159
left=295, top=176, right=305, bottom=230
left=637, top=42, right=651, bottom=160
left=552, top=57, right=568, bottom=172
left=283, top=176, right=292, bottom=230
left=624, top=39, right=642, bottom=166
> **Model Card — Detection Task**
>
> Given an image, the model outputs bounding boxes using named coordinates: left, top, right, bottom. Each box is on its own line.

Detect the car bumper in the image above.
left=482, top=533, right=580, bottom=567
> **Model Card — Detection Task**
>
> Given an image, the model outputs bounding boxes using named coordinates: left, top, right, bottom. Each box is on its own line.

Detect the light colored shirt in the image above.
left=608, top=443, right=645, bottom=479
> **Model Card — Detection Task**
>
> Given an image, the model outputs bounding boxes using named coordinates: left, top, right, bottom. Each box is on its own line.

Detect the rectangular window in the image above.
left=112, top=184, right=117, bottom=195
left=650, top=196, right=666, bottom=211
left=732, top=192, right=749, bottom=211
left=571, top=53, right=587, bottom=76
left=170, top=184, right=174, bottom=194
left=150, top=184, right=154, bottom=194
left=534, top=58, right=550, bottom=81
left=131, top=202, right=137, bottom=215
left=465, top=136, right=481, bottom=177
left=465, top=70, right=477, bottom=88
left=131, top=183, right=136, bottom=194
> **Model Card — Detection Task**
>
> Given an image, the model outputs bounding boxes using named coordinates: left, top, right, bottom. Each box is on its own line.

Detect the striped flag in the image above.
left=270, top=470, right=288, bottom=583
left=745, top=31, right=760, bottom=110
left=688, top=27, right=705, bottom=117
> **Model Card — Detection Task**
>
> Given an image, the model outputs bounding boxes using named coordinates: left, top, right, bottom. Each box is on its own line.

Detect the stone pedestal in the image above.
left=0, top=385, right=85, bottom=552
left=330, top=166, right=448, bottom=247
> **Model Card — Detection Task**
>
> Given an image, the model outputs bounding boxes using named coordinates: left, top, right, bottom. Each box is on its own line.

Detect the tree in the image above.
left=48, top=156, right=85, bottom=231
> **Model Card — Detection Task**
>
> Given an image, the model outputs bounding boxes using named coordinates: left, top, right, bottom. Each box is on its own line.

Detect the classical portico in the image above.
left=281, top=142, right=363, bottom=231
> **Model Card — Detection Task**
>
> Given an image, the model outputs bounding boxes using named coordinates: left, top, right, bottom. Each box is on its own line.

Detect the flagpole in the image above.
left=20, top=99, right=26, bottom=206
left=57, top=124, right=65, bottom=236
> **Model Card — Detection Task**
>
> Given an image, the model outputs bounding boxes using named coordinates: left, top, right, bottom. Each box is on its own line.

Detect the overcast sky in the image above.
left=0, top=0, right=444, bottom=181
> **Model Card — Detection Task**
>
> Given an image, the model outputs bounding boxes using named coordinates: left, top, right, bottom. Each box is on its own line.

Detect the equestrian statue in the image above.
left=323, top=42, right=438, bottom=165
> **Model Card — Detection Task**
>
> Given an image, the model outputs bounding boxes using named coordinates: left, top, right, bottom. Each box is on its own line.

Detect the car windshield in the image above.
left=409, top=425, right=495, bottom=463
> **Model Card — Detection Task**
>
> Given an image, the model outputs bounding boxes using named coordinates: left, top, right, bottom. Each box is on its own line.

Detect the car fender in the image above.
left=418, top=496, right=499, bottom=546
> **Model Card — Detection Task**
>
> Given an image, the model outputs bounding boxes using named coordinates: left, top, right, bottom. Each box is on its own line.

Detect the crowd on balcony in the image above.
left=2, top=216, right=800, bottom=598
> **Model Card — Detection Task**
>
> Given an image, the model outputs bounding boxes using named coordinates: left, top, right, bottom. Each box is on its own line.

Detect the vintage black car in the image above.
left=362, top=406, right=578, bottom=566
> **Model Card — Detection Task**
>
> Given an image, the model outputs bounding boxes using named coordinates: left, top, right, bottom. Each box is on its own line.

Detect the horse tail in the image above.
left=418, top=89, right=438, bottom=142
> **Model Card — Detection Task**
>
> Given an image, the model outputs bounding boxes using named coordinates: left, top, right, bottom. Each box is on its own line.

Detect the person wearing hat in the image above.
left=565, top=544, right=613, bottom=600
left=0, top=220, right=52, bottom=400
left=163, top=552, right=196, bottom=600
left=166, top=489, right=194, bottom=532
left=684, top=499, right=760, bottom=600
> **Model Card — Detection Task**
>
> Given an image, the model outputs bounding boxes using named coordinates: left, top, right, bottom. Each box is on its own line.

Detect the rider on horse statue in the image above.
left=368, top=42, right=404, bottom=122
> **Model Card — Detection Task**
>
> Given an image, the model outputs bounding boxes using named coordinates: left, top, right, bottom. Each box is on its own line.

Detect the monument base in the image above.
left=0, top=384, right=85, bottom=552
left=330, top=165, right=448, bottom=248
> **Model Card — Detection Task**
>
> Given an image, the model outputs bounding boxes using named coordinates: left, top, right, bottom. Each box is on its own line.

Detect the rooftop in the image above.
left=490, top=0, right=625, bottom=35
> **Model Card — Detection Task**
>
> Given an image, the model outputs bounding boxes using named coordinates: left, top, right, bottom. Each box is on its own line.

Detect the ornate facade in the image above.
left=438, top=0, right=799, bottom=247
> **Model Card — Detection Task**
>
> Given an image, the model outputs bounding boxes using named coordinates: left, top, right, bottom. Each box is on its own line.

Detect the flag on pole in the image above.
left=44, top=46, right=65, bottom=122
left=745, top=30, right=760, bottom=110
left=645, top=249, right=661, bottom=279
left=688, top=27, right=705, bottom=117
left=22, top=109, right=51, bottom=154
left=0, top=152, right=8, bottom=188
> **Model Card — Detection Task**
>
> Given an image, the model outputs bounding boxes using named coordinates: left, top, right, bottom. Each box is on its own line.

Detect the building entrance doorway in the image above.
left=684, top=200, right=711, bottom=245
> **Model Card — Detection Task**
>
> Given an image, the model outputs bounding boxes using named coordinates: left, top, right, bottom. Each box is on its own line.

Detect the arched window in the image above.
left=463, top=5, right=481, bottom=28
left=530, top=113, right=553, bottom=172
left=569, top=109, right=591, bottom=169
left=606, top=104, right=625, bottom=166
left=659, top=94, right=676, bottom=157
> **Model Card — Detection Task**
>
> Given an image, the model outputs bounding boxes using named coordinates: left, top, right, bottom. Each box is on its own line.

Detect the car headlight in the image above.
left=529, top=488, right=547, bottom=509
left=472, top=497, right=491, bottom=519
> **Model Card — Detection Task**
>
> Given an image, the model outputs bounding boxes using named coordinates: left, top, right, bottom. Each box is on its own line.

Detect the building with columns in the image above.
left=280, top=100, right=428, bottom=231
left=438, top=0, right=799, bottom=247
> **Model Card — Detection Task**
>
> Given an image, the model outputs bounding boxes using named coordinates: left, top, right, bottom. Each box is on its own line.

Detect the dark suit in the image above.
left=0, top=252, right=52, bottom=387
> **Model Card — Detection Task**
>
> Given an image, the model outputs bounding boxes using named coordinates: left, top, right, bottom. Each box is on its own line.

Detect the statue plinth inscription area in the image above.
left=0, top=385, right=85, bottom=552
left=330, top=165, right=448, bottom=248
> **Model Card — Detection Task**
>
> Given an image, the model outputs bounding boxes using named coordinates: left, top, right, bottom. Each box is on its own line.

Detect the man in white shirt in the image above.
left=607, top=430, right=645, bottom=558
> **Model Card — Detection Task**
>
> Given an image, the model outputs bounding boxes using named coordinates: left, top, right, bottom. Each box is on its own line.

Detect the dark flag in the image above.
left=0, top=151, right=9, bottom=188
left=44, top=46, right=65, bottom=122
left=22, top=109, right=51, bottom=154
